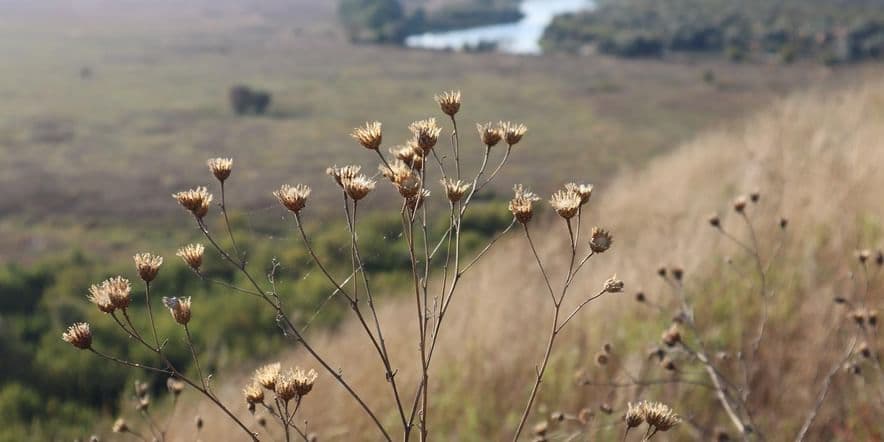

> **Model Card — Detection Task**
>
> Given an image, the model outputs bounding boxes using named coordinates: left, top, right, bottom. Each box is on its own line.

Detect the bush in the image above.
left=228, top=85, right=273, bottom=115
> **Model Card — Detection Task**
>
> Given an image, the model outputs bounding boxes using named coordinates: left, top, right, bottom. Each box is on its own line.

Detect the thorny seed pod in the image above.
left=476, top=122, right=502, bottom=147
left=342, top=174, right=376, bottom=201
left=733, top=195, right=748, bottom=213
left=564, top=183, right=593, bottom=205
left=589, top=227, right=613, bottom=253
left=207, top=157, right=233, bottom=182
left=595, top=352, right=609, bottom=366
left=409, top=118, right=441, bottom=153
left=532, top=421, right=548, bottom=436
left=434, top=90, right=461, bottom=116
left=162, top=296, right=192, bottom=325
left=273, top=184, right=311, bottom=214
left=176, top=244, right=205, bottom=271
left=396, top=173, right=423, bottom=199
left=62, top=322, right=92, bottom=349
left=172, top=187, right=213, bottom=219
left=134, top=252, right=163, bottom=282
left=550, top=188, right=581, bottom=219
left=167, top=377, right=185, bottom=397
left=254, top=363, right=281, bottom=390
left=708, top=213, right=721, bottom=227
left=379, top=160, right=413, bottom=185
left=509, top=184, right=540, bottom=224
left=244, top=382, right=265, bottom=406
left=326, top=165, right=362, bottom=188
left=604, top=275, right=624, bottom=293
left=440, top=178, right=471, bottom=203
left=390, top=142, right=424, bottom=166
left=662, top=324, right=681, bottom=347
left=351, top=121, right=382, bottom=150
left=112, top=418, right=129, bottom=433
left=500, top=121, right=527, bottom=146
left=292, top=367, right=318, bottom=397
left=640, top=401, right=681, bottom=431
left=624, top=402, right=644, bottom=429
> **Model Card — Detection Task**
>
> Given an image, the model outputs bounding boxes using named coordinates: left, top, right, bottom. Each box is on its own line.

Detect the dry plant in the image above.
left=61, top=91, right=625, bottom=441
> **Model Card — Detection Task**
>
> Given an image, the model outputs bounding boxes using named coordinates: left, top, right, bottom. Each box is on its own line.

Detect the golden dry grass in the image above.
left=168, top=80, right=884, bottom=441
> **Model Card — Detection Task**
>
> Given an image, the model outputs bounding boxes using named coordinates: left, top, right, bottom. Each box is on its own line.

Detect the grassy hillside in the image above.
left=169, top=80, right=884, bottom=441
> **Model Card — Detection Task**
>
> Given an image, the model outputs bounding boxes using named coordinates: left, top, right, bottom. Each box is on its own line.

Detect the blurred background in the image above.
left=3, top=0, right=884, bottom=440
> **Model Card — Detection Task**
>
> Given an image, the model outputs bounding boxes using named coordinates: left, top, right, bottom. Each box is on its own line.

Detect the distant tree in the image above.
left=338, top=0, right=405, bottom=43
left=229, top=85, right=254, bottom=115
left=252, top=92, right=272, bottom=115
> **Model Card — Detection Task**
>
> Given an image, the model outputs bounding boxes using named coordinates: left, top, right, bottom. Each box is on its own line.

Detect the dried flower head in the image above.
left=173, top=187, right=213, bottom=219
left=577, top=408, right=594, bottom=425
left=662, top=324, right=682, bottom=347
left=733, top=195, right=748, bottom=213
left=396, top=172, right=423, bottom=199
left=273, top=184, right=311, bottom=214
left=564, top=183, right=593, bottom=205
left=112, top=418, right=129, bottom=433
left=254, top=363, right=281, bottom=390
left=162, top=296, right=192, bottom=325
left=500, top=121, right=527, bottom=146
left=409, top=118, right=442, bottom=153
left=595, top=352, right=609, bottom=366
left=293, top=367, right=318, bottom=396
left=134, top=380, right=149, bottom=398
left=176, top=243, right=205, bottom=271
left=134, top=252, right=163, bottom=282
left=207, top=157, right=233, bottom=182
left=87, top=283, right=116, bottom=313
left=274, top=369, right=299, bottom=402
left=166, top=377, right=185, bottom=396
left=62, top=322, right=92, bottom=349
left=858, top=341, right=872, bottom=358
left=532, top=421, right=548, bottom=436
left=244, top=382, right=265, bottom=405
left=440, top=178, right=471, bottom=203
left=135, top=395, right=150, bottom=411
left=476, top=122, right=502, bottom=147
left=390, top=142, right=424, bottom=168
left=857, top=249, right=872, bottom=264
left=708, top=213, right=721, bottom=227
left=435, top=90, right=462, bottom=116
left=604, top=275, right=624, bottom=293
left=379, top=160, right=414, bottom=184
left=351, top=121, right=383, bottom=150
left=624, top=402, right=644, bottom=429
left=406, top=189, right=431, bottom=211
left=95, top=276, right=131, bottom=310
left=549, top=189, right=581, bottom=219
left=509, top=184, right=540, bottom=224
left=326, top=165, right=362, bottom=188
left=589, top=227, right=613, bottom=253
left=342, top=174, right=376, bottom=201
left=640, top=401, right=681, bottom=431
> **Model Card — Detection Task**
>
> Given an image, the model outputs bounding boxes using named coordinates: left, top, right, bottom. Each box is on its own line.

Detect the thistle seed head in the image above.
left=662, top=324, right=682, bottom=347
left=500, top=121, right=527, bottom=146
left=589, top=227, right=613, bottom=253
left=440, top=178, right=471, bottom=203
left=477, top=122, right=502, bottom=147
left=274, top=369, right=299, bottom=402
left=254, top=362, right=281, bottom=390
left=342, top=174, right=376, bottom=201
left=624, top=402, right=644, bottom=429
left=326, top=165, right=362, bottom=188
left=135, top=395, right=150, bottom=411
left=62, top=322, right=92, bottom=349
left=351, top=121, right=383, bottom=150
left=207, top=157, right=233, bottom=182
left=112, top=418, right=129, bottom=433
left=595, top=352, right=609, bottom=366
left=396, top=173, right=423, bottom=199
left=406, top=189, right=431, bottom=211
left=162, top=296, right=192, bottom=325
left=87, top=283, right=116, bottom=313
left=101, top=276, right=132, bottom=310
left=166, top=377, right=185, bottom=397
left=564, top=183, right=592, bottom=205
left=434, top=90, right=461, bottom=116
left=173, top=187, right=213, bottom=219
left=244, top=382, right=265, bottom=405
left=176, top=243, right=205, bottom=271
left=733, top=195, right=748, bottom=213
left=274, top=184, right=311, bottom=214
left=857, top=249, right=871, bottom=264
left=604, top=275, right=624, bottom=293
left=509, top=184, right=540, bottom=224
left=409, top=118, right=442, bottom=153
left=549, top=188, right=581, bottom=219
left=390, top=142, right=425, bottom=168
left=134, top=252, right=163, bottom=282
left=640, top=401, right=681, bottom=432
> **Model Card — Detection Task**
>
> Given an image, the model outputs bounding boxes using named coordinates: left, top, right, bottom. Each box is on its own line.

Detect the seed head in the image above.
left=564, top=183, right=592, bottom=205
left=62, top=322, right=92, bottom=349
left=532, top=421, right=548, bottom=436
left=733, top=195, right=748, bottom=213
left=207, top=157, right=233, bottom=182
left=326, top=165, right=362, bottom=188
left=167, top=377, right=185, bottom=397
left=595, top=352, right=609, bottom=366
left=749, top=190, right=760, bottom=203
left=549, top=189, right=581, bottom=219
left=406, top=189, right=431, bottom=211
left=342, top=174, right=376, bottom=201
left=624, top=402, right=644, bottom=429
left=476, top=122, right=502, bottom=147
left=589, top=227, right=613, bottom=253
left=244, top=382, right=265, bottom=405
left=509, top=184, right=540, bottom=224
left=136, top=395, right=150, bottom=411
left=434, top=90, right=461, bottom=116
left=134, top=380, right=149, bottom=398
left=351, top=121, right=382, bottom=150
left=858, top=341, right=872, bottom=358
left=87, top=283, right=116, bottom=314
left=273, top=184, right=311, bottom=214
left=671, top=267, right=684, bottom=281
left=173, top=187, right=213, bottom=219
left=857, top=249, right=871, bottom=264
left=162, top=296, right=192, bottom=325
left=293, top=367, right=318, bottom=396
left=604, top=275, right=624, bottom=293
left=134, top=252, right=163, bottom=282
left=440, top=178, right=471, bottom=203
left=112, top=418, right=129, bottom=433
left=254, top=363, right=281, bottom=390
left=708, top=213, right=721, bottom=227
left=409, top=118, right=441, bottom=153
left=379, top=160, right=414, bottom=185
left=390, top=142, right=425, bottom=169
left=101, top=276, right=132, bottom=310
left=500, top=121, right=527, bottom=146
left=662, top=324, right=681, bottom=347
left=176, top=243, right=205, bottom=271
left=275, top=369, right=299, bottom=402
left=640, top=401, right=681, bottom=432
left=396, top=173, right=423, bottom=199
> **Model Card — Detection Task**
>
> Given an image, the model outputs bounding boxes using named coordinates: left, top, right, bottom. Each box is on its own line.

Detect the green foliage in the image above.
left=338, top=0, right=407, bottom=43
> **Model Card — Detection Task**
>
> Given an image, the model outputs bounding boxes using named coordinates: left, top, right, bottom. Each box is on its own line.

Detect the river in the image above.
left=404, top=0, right=594, bottom=55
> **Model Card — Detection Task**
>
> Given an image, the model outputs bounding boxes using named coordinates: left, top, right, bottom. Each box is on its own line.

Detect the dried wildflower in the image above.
left=708, top=213, right=721, bottom=227
left=435, top=90, right=461, bottom=116
left=390, top=142, right=424, bottom=168
left=176, top=243, right=205, bottom=271
left=244, top=382, right=265, bottom=406
left=604, top=275, right=624, bottom=293
left=273, top=184, right=311, bottom=214
left=577, top=408, right=593, bottom=425
left=207, top=157, right=233, bottom=182
left=549, top=189, right=581, bottom=219
left=95, top=276, right=132, bottom=310
left=857, top=249, right=871, bottom=264
left=640, top=401, right=681, bottom=431
left=624, top=402, right=644, bottom=429
left=134, top=380, right=149, bottom=398
left=564, top=183, right=592, bottom=205
left=351, top=121, right=382, bottom=150
left=274, top=369, right=299, bottom=402
left=532, top=421, right=548, bottom=436
left=326, top=165, right=362, bottom=188
left=62, top=322, right=92, bottom=349
left=500, top=121, right=527, bottom=146
left=440, top=178, right=471, bottom=203
left=661, top=358, right=677, bottom=371
left=662, top=324, right=681, bottom=347
left=858, top=342, right=872, bottom=358
left=254, top=363, right=281, bottom=390
left=551, top=411, right=565, bottom=422
left=379, top=160, right=415, bottom=184
left=112, top=418, right=129, bottom=433
left=173, top=187, right=213, bottom=219
left=509, top=184, right=540, bottom=224
left=733, top=195, right=748, bottom=213
left=293, top=367, right=318, bottom=396
left=406, top=189, right=431, bottom=211
left=162, top=296, right=192, bottom=325
left=341, top=174, right=376, bottom=201
left=136, top=395, right=150, bottom=411
left=167, top=377, right=185, bottom=397
left=635, top=291, right=646, bottom=302
left=595, top=352, right=609, bottom=366
left=409, top=118, right=442, bottom=153
left=87, top=283, right=116, bottom=314
left=396, top=173, right=423, bottom=199
left=133, top=252, right=163, bottom=282
left=589, top=227, right=613, bottom=253
left=476, top=122, right=502, bottom=147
